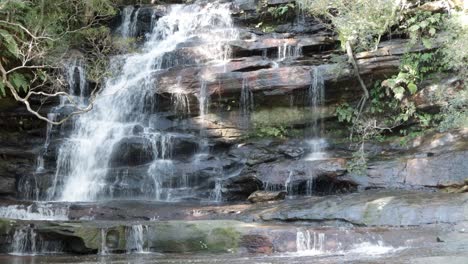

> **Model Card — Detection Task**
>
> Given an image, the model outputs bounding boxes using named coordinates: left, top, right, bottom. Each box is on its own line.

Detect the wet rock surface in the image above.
left=247, top=191, right=286, bottom=203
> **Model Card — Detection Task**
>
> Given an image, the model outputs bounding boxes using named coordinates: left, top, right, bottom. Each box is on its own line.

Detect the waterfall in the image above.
left=126, top=225, right=147, bottom=253
left=296, top=229, right=325, bottom=254
left=118, top=6, right=140, bottom=38
left=49, top=3, right=237, bottom=202
left=19, top=57, right=88, bottom=201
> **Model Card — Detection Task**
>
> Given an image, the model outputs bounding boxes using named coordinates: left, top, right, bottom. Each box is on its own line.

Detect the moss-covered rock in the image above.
left=148, top=220, right=243, bottom=253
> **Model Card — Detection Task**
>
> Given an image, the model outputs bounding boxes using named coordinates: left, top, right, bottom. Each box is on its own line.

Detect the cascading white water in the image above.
left=99, top=229, right=108, bottom=255
left=10, top=226, right=38, bottom=255
left=277, top=44, right=302, bottom=61
left=296, top=229, right=325, bottom=254
left=126, top=225, right=147, bottom=253
left=66, top=59, right=88, bottom=105
left=118, top=6, right=139, bottom=38
left=10, top=226, right=63, bottom=256
left=49, top=3, right=238, bottom=202
left=210, top=178, right=223, bottom=202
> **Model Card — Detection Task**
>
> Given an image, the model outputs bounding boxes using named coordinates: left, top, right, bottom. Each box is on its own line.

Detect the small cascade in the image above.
left=0, top=203, right=69, bottom=221
left=285, top=171, right=293, bottom=195
left=277, top=44, right=302, bottom=61
left=118, top=6, right=140, bottom=38
left=296, top=229, right=326, bottom=254
left=210, top=178, right=223, bottom=202
left=35, top=115, right=55, bottom=174
left=197, top=79, right=210, bottom=154
left=308, top=66, right=325, bottom=134
left=198, top=79, right=210, bottom=119
left=10, top=226, right=38, bottom=255
left=295, top=2, right=305, bottom=24
left=10, top=226, right=63, bottom=256
left=239, top=77, right=254, bottom=129
left=126, top=225, right=147, bottom=253
left=305, top=138, right=328, bottom=161
left=306, top=66, right=327, bottom=162
left=99, top=229, right=108, bottom=255
left=171, top=77, right=191, bottom=115
left=66, top=59, right=88, bottom=105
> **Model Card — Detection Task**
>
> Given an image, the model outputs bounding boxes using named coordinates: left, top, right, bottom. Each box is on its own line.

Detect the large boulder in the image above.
left=260, top=190, right=468, bottom=226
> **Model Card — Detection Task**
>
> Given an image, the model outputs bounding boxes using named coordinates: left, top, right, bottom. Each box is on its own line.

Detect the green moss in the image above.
left=73, top=226, right=101, bottom=250
left=206, top=227, right=241, bottom=252
left=151, top=221, right=244, bottom=253
left=0, top=218, right=15, bottom=235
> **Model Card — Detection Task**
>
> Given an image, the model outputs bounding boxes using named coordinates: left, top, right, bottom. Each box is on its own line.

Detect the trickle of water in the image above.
left=296, top=229, right=325, bottom=254
left=285, top=171, right=293, bottom=195
left=239, top=77, right=254, bottom=129
left=99, top=229, right=108, bottom=255
left=308, top=66, right=325, bottom=134
left=10, top=226, right=63, bottom=256
left=210, top=178, right=223, bottom=202
left=126, top=225, right=147, bottom=253
left=66, top=58, right=88, bottom=105
left=198, top=79, right=210, bottom=119
left=277, top=44, right=302, bottom=61
left=305, top=66, right=327, bottom=162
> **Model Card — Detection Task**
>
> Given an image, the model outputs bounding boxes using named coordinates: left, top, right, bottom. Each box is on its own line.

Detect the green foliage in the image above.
left=438, top=87, right=468, bottom=132
left=385, top=51, right=447, bottom=101
left=0, top=0, right=118, bottom=96
left=297, top=0, right=401, bottom=51
left=347, top=146, right=368, bottom=176
left=0, top=82, right=5, bottom=97
left=267, top=3, right=296, bottom=20
left=402, top=11, right=444, bottom=46
left=9, top=72, right=29, bottom=93
left=335, top=103, right=356, bottom=123
left=252, top=125, right=288, bottom=139
left=440, top=11, right=468, bottom=80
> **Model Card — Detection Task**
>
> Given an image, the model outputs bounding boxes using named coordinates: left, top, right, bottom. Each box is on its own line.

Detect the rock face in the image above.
left=247, top=191, right=286, bottom=203
left=0, top=216, right=457, bottom=255
left=259, top=190, right=468, bottom=226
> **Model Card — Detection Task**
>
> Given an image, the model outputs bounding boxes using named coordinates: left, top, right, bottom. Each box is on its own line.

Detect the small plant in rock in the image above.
left=267, top=3, right=296, bottom=21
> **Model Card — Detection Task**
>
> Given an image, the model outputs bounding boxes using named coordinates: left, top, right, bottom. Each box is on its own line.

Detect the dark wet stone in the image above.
left=109, top=137, right=155, bottom=167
